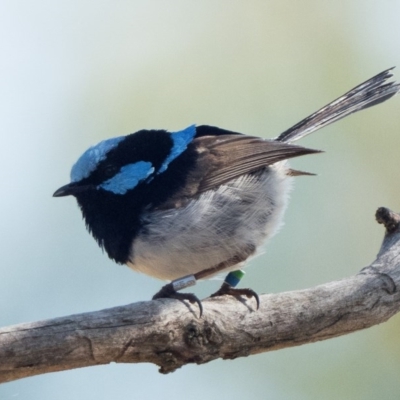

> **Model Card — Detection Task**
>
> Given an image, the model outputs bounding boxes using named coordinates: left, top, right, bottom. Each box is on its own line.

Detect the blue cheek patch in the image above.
left=158, top=125, right=196, bottom=173
left=71, top=136, right=125, bottom=182
left=99, top=161, right=154, bottom=195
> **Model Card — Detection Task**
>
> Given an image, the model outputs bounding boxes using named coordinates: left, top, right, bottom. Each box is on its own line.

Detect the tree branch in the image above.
left=1, top=207, right=400, bottom=383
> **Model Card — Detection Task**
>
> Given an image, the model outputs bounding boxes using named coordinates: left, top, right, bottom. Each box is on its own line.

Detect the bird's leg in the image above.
left=152, top=274, right=203, bottom=317
left=210, top=270, right=260, bottom=309
left=152, top=255, right=246, bottom=317
left=153, top=250, right=260, bottom=317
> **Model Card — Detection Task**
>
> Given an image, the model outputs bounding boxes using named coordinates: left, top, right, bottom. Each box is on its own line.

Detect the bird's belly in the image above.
left=128, top=163, right=292, bottom=281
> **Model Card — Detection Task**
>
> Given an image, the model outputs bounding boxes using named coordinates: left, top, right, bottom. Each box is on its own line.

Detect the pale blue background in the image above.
left=1, top=1, right=400, bottom=399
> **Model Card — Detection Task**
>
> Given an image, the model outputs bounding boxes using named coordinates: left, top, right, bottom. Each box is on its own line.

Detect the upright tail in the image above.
left=275, top=68, right=400, bottom=143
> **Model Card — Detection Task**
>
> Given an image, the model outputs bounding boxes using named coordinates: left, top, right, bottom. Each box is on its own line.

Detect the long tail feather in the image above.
left=275, top=68, right=400, bottom=143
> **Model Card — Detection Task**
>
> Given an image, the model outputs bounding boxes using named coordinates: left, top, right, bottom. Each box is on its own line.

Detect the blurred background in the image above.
left=1, top=1, right=400, bottom=399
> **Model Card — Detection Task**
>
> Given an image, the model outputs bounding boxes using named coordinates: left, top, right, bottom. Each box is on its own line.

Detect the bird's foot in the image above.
left=152, top=275, right=203, bottom=317
left=210, top=270, right=260, bottom=309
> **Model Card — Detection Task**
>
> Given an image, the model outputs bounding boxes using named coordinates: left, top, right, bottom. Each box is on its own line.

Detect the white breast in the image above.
left=127, top=162, right=292, bottom=281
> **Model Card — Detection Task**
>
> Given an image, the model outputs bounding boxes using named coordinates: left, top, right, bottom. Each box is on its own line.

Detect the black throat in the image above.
left=74, top=143, right=198, bottom=264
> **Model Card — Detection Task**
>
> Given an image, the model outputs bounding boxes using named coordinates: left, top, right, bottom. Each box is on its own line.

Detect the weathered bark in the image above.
left=1, top=207, right=399, bottom=383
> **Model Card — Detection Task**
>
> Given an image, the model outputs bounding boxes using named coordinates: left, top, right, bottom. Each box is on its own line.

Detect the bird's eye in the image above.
left=103, top=164, right=118, bottom=178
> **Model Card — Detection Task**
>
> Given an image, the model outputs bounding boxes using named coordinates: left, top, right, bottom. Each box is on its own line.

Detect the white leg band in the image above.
left=172, top=274, right=196, bottom=291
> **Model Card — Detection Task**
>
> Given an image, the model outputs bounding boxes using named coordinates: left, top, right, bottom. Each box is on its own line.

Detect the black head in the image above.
left=53, top=125, right=199, bottom=263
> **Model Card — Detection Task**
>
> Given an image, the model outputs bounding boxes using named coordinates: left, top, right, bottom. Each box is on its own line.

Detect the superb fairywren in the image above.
left=54, top=69, right=399, bottom=316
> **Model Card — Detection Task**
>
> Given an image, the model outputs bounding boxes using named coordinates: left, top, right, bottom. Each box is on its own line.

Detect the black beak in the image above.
left=53, top=182, right=93, bottom=197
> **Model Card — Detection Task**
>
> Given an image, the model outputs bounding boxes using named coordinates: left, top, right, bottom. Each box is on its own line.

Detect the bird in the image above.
left=54, top=68, right=399, bottom=316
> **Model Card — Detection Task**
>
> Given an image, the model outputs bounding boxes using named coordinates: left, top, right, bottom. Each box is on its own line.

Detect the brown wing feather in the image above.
left=157, top=135, right=321, bottom=210
left=194, top=135, right=321, bottom=192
